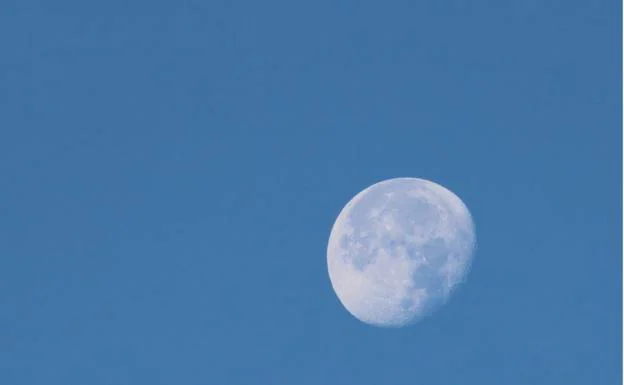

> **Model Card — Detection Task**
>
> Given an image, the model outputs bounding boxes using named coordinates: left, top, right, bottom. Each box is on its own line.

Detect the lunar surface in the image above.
left=327, top=177, right=476, bottom=327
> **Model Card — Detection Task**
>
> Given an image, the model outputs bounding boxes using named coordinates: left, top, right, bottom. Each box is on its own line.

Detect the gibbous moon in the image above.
left=327, top=177, right=476, bottom=328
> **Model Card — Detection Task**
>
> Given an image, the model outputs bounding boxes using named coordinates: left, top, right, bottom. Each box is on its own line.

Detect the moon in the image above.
left=327, top=177, right=476, bottom=328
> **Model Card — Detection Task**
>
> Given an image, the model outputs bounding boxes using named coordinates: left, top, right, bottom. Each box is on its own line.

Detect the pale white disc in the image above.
left=327, top=177, right=476, bottom=327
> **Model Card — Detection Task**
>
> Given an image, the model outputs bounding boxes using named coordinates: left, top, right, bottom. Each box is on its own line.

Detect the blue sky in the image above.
left=0, top=0, right=620, bottom=384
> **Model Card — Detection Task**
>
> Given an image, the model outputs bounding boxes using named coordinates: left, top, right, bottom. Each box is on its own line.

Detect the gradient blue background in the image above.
left=0, top=1, right=620, bottom=383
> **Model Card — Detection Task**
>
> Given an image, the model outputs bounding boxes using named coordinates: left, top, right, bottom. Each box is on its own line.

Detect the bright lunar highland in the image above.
left=327, top=178, right=476, bottom=327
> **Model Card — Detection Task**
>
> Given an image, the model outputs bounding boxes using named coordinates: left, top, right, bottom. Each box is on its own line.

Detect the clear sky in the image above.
left=0, top=1, right=620, bottom=384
